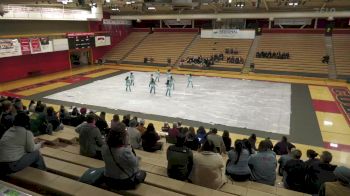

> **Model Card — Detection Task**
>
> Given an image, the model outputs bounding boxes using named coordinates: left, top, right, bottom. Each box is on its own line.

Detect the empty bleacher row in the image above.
left=185, top=38, right=253, bottom=71
left=253, top=34, right=328, bottom=77
left=125, top=32, right=197, bottom=65
left=332, top=34, right=350, bottom=78
left=104, top=32, right=149, bottom=62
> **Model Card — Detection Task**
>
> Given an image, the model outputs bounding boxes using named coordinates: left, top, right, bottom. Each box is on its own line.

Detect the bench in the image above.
left=0, top=180, right=42, bottom=196
left=43, top=156, right=182, bottom=196
left=9, top=167, right=120, bottom=196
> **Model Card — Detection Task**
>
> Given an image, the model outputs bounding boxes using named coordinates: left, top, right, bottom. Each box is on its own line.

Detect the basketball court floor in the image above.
left=0, top=64, right=349, bottom=167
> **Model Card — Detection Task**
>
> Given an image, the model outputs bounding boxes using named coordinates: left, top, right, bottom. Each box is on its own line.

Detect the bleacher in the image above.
left=185, top=38, right=253, bottom=71
left=332, top=34, right=350, bottom=78
left=104, top=32, right=149, bottom=62
left=254, top=34, right=328, bottom=77
left=2, top=123, right=310, bottom=196
left=124, top=32, right=197, bottom=65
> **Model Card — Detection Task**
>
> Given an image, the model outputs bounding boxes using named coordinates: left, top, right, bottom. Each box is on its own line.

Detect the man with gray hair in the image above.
left=283, top=149, right=306, bottom=192
left=127, top=119, right=142, bottom=149
left=305, top=151, right=337, bottom=194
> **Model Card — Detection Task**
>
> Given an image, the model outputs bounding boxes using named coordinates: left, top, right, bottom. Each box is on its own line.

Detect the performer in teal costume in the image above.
left=125, top=76, right=131, bottom=92
left=187, top=74, right=193, bottom=88
left=130, top=72, right=135, bottom=86
left=149, top=77, right=156, bottom=94
left=165, top=80, right=172, bottom=97
left=155, top=69, right=160, bottom=82
left=170, top=76, right=175, bottom=90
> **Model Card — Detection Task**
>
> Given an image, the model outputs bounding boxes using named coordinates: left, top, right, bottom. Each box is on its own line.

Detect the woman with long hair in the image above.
left=226, top=140, right=251, bottom=181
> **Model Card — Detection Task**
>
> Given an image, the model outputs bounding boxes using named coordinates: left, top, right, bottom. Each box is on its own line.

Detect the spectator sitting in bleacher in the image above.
left=184, top=127, right=200, bottom=151
left=59, top=105, right=70, bottom=125
left=322, top=55, right=330, bottom=64
left=95, top=112, right=109, bottom=135
left=167, top=122, right=180, bottom=144
left=226, top=140, right=251, bottom=182
left=243, top=139, right=255, bottom=155
left=222, top=130, right=232, bottom=152
left=256, top=51, right=290, bottom=59
left=30, top=104, right=51, bottom=136
left=248, top=139, right=277, bottom=186
left=46, top=106, right=63, bottom=132
left=161, top=122, right=170, bottom=133
left=141, top=123, right=163, bottom=152
left=248, top=133, right=257, bottom=151
left=110, top=114, right=120, bottom=130
left=207, top=128, right=226, bottom=154
left=305, top=151, right=337, bottom=194
left=225, top=48, right=238, bottom=55
left=122, top=114, right=131, bottom=127
left=278, top=143, right=296, bottom=176
left=75, top=114, right=104, bottom=159
left=137, top=119, right=146, bottom=135
left=0, top=113, right=46, bottom=176
left=28, top=100, right=36, bottom=113
left=196, top=126, right=207, bottom=144
left=319, top=166, right=350, bottom=196
left=189, top=140, right=226, bottom=189
left=102, top=122, right=146, bottom=190
left=0, top=100, right=14, bottom=139
left=167, top=133, right=193, bottom=181
left=127, top=119, right=142, bottom=149
left=305, top=149, right=320, bottom=169
left=283, top=149, right=306, bottom=192
left=273, top=136, right=295, bottom=155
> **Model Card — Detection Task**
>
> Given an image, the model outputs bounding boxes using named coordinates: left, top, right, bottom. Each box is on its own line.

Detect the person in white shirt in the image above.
left=0, top=113, right=46, bottom=176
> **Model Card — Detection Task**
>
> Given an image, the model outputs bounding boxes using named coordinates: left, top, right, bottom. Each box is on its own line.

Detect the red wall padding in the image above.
left=0, top=51, right=70, bottom=83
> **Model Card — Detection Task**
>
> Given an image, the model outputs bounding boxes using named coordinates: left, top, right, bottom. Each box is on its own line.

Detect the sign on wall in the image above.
left=103, top=19, right=131, bottom=25
left=164, top=19, right=191, bottom=26
left=94, top=36, right=111, bottom=47
left=19, top=38, right=31, bottom=55
left=53, top=38, right=69, bottom=51
left=67, top=32, right=95, bottom=49
left=201, top=29, right=255, bottom=39
left=0, top=39, right=22, bottom=58
left=30, top=37, right=53, bottom=54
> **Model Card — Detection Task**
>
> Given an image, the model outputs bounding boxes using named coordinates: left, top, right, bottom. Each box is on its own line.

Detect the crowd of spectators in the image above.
left=1, top=96, right=349, bottom=195
left=225, top=48, right=239, bottom=55
left=256, top=51, right=290, bottom=59
left=226, top=56, right=244, bottom=64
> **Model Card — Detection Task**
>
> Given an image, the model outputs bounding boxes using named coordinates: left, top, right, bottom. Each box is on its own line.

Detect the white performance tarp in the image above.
left=46, top=71, right=291, bottom=134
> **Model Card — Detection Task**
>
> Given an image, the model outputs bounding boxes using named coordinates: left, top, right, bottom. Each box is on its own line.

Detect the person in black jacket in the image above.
left=283, top=149, right=306, bottom=192
left=141, top=123, right=162, bottom=152
left=167, top=134, right=193, bottom=181
left=305, top=151, right=337, bottom=194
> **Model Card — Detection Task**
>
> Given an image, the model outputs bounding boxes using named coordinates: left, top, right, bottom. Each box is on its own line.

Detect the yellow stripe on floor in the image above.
left=85, top=69, right=119, bottom=78
left=309, top=85, right=335, bottom=101
left=17, top=82, right=69, bottom=96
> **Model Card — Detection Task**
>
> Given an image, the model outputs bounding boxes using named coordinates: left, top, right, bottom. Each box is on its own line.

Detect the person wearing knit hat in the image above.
left=319, top=166, right=350, bottom=196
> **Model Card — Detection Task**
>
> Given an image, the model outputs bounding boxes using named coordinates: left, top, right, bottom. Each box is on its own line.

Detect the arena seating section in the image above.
left=254, top=34, right=328, bottom=77
left=332, top=34, right=350, bottom=78
left=185, top=38, right=253, bottom=70
left=124, top=32, right=197, bottom=64
left=104, top=32, right=149, bottom=62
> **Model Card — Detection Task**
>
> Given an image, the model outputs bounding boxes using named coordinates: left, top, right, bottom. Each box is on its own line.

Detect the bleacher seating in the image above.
left=124, top=32, right=197, bottom=64
left=254, top=34, right=328, bottom=77
left=185, top=38, right=252, bottom=70
left=29, top=128, right=308, bottom=196
left=332, top=34, right=350, bottom=78
left=104, top=32, right=149, bottom=62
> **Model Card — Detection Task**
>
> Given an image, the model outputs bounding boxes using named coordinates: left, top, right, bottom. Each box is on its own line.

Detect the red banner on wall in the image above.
left=19, top=38, right=31, bottom=55
left=30, top=38, right=41, bottom=53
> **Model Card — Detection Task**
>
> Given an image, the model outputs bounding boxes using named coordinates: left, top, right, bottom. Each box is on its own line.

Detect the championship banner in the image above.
left=19, top=38, right=31, bottom=55
left=201, top=29, right=255, bottom=39
left=94, top=36, right=111, bottom=47
left=0, top=39, right=22, bottom=58
left=30, top=38, right=41, bottom=53
left=30, top=37, right=53, bottom=54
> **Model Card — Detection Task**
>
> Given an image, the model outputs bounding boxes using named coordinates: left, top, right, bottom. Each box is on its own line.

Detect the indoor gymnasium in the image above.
left=0, top=0, right=350, bottom=195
